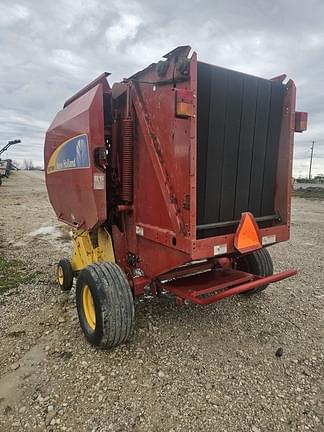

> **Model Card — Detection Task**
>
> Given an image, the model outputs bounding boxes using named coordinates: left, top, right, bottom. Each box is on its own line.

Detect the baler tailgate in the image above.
left=163, top=268, right=297, bottom=305
left=196, top=62, right=285, bottom=239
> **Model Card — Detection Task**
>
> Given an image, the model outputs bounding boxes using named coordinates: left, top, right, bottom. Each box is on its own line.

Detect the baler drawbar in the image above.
left=44, top=46, right=307, bottom=348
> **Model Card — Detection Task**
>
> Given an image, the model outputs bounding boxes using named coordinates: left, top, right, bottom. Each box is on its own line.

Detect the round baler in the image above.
left=44, top=46, right=307, bottom=348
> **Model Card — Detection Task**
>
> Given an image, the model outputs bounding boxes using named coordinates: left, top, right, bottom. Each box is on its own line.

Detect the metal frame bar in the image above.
left=165, top=269, right=297, bottom=306
left=197, top=214, right=280, bottom=231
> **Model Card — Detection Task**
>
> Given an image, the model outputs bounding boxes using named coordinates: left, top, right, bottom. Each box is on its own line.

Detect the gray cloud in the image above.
left=0, top=0, right=323, bottom=176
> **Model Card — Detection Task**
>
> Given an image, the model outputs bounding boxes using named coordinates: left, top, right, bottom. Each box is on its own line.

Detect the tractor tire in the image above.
left=236, top=248, right=273, bottom=295
left=57, top=259, right=74, bottom=291
left=76, top=262, right=135, bottom=348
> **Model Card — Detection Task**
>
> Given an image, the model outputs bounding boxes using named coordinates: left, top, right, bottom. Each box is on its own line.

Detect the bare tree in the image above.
left=22, top=159, right=34, bottom=170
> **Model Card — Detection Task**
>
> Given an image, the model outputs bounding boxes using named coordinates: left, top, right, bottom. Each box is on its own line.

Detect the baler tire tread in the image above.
left=57, top=259, right=74, bottom=291
left=76, top=262, right=134, bottom=348
left=237, top=248, right=273, bottom=295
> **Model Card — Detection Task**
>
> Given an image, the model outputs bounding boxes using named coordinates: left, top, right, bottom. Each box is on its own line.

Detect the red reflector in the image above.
left=295, top=112, right=308, bottom=133
left=234, top=212, right=261, bottom=253
left=175, top=89, right=194, bottom=118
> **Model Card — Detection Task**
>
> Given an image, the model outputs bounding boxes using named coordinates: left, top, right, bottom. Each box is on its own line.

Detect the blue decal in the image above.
left=53, top=134, right=89, bottom=171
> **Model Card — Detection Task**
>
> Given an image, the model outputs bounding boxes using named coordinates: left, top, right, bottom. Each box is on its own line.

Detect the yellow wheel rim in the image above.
left=58, top=266, right=64, bottom=285
left=82, top=285, right=96, bottom=330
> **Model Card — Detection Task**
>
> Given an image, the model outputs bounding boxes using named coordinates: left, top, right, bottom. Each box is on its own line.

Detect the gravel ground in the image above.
left=0, top=171, right=323, bottom=432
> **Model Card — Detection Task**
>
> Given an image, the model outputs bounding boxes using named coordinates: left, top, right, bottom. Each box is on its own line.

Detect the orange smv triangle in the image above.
left=234, top=212, right=261, bottom=253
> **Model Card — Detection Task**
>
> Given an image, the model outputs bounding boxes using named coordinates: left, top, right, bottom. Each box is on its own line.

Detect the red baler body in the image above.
left=44, top=46, right=306, bottom=302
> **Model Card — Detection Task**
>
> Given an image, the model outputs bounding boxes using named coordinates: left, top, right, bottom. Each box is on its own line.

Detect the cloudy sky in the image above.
left=0, top=0, right=323, bottom=177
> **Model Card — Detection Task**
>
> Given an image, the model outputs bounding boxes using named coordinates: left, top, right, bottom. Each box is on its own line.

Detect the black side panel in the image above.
left=196, top=62, right=284, bottom=238
left=196, top=63, right=211, bottom=224
left=261, top=82, right=285, bottom=215
left=248, top=80, right=271, bottom=217
left=219, top=71, right=244, bottom=221
left=234, top=76, right=258, bottom=219
left=204, top=68, right=228, bottom=224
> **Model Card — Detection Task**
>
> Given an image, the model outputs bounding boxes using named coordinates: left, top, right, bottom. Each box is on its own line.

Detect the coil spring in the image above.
left=121, top=118, right=134, bottom=203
